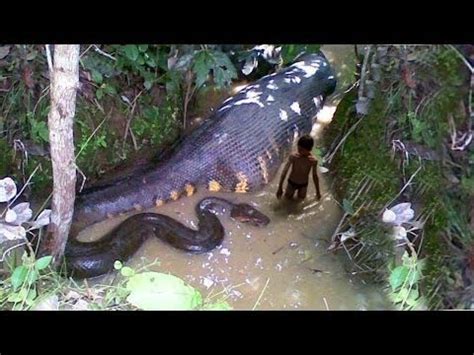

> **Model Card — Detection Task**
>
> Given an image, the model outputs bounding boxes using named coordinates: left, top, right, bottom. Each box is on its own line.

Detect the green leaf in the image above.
left=146, top=59, right=157, bottom=68
left=26, top=270, right=38, bottom=286
left=397, top=288, right=409, bottom=301
left=342, top=199, right=354, bottom=215
left=402, top=251, right=417, bottom=267
left=281, top=44, right=302, bottom=65
left=281, top=44, right=296, bottom=65
left=405, top=288, right=420, bottom=307
left=192, top=50, right=213, bottom=88
left=38, top=124, right=49, bottom=143
left=25, top=288, right=37, bottom=306
left=91, top=70, right=103, bottom=84
left=103, top=84, right=117, bottom=96
left=137, top=56, right=145, bottom=66
left=7, top=291, right=24, bottom=303
left=406, top=268, right=422, bottom=287
left=96, top=88, right=104, bottom=100
left=389, top=265, right=409, bottom=291
left=35, top=256, right=52, bottom=270
left=212, top=51, right=237, bottom=88
left=138, top=45, right=148, bottom=53
left=192, top=50, right=237, bottom=89
left=11, top=265, right=28, bottom=291
left=31, top=120, right=49, bottom=143
left=144, top=80, right=153, bottom=90
left=120, top=266, right=135, bottom=277
left=126, top=272, right=203, bottom=310
left=305, top=44, right=321, bottom=53
left=97, top=136, right=107, bottom=148
left=123, top=45, right=139, bottom=62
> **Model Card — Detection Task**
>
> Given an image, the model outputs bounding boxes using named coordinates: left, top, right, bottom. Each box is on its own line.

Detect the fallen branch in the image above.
left=448, top=45, right=474, bottom=74
left=93, top=45, right=117, bottom=62
left=79, top=45, right=94, bottom=59
left=381, top=165, right=422, bottom=212
left=252, top=277, right=270, bottom=310
left=0, top=242, right=27, bottom=262
left=123, top=89, right=144, bottom=153
left=323, top=297, right=330, bottom=310
left=324, top=115, right=364, bottom=164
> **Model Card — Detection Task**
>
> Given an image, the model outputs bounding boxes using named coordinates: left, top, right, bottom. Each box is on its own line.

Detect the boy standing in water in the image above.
left=276, top=135, right=321, bottom=201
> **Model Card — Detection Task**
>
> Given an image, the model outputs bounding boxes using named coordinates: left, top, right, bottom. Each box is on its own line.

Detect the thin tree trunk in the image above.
left=41, top=45, right=79, bottom=264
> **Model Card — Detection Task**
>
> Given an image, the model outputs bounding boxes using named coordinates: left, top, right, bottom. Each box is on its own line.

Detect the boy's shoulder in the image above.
left=290, top=152, right=318, bottom=164
left=289, top=152, right=299, bottom=161
left=307, top=153, right=318, bottom=165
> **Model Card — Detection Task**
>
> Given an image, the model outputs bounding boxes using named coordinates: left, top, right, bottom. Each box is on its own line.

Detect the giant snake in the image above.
left=59, top=52, right=336, bottom=279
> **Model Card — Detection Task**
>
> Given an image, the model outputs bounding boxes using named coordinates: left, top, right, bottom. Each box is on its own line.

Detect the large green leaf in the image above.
left=405, top=288, right=420, bottom=307
left=192, top=50, right=237, bottom=89
left=35, top=256, right=52, bottom=270
left=25, top=288, right=37, bottom=306
left=126, top=272, right=202, bottom=310
left=138, top=44, right=148, bottom=53
left=389, top=266, right=409, bottom=291
left=7, top=288, right=28, bottom=303
left=11, top=265, right=28, bottom=291
left=211, top=51, right=237, bottom=88
left=91, top=69, right=103, bottom=84
left=192, top=50, right=213, bottom=88
left=123, top=45, right=139, bottom=62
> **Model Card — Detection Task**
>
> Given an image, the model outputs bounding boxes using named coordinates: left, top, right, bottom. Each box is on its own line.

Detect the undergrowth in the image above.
left=324, top=45, right=473, bottom=309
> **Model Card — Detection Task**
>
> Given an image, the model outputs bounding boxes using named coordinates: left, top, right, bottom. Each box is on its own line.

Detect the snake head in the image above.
left=230, top=203, right=270, bottom=227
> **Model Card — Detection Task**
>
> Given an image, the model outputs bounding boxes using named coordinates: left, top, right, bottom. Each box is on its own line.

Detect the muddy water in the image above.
left=78, top=45, right=390, bottom=310
left=79, top=119, right=390, bottom=310
left=81, top=167, right=386, bottom=310
left=80, top=168, right=389, bottom=310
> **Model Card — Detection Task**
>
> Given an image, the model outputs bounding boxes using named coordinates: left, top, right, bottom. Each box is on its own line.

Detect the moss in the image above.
left=325, top=46, right=473, bottom=308
left=0, top=138, right=12, bottom=177
left=323, top=89, right=402, bottom=282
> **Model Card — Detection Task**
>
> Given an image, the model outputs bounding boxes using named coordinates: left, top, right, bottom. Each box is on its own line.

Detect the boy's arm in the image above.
left=276, top=157, right=292, bottom=198
left=312, top=160, right=321, bottom=199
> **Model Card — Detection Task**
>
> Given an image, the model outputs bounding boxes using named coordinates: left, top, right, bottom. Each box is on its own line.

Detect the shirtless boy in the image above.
left=276, top=135, right=321, bottom=201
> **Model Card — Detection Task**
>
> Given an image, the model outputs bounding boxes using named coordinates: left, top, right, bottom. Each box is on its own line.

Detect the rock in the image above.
left=32, top=295, right=59, bottom=311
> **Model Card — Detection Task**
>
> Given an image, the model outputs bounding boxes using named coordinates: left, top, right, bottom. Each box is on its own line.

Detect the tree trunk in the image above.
left=41, top=45, right=80, bottom=264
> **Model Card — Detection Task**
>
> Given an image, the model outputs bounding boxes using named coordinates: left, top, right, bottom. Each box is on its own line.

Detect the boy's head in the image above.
left=297, top=135, right=314, bottom=155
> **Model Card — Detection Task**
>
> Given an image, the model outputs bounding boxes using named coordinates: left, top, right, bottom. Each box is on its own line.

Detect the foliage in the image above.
left=388, top=251, right=427, bottom=310
left=1, top=253, right=53, bottom=310
left=131, top=102, right=179, bottom=148
left=1, top=255, right=232, bottom=310
left=112, top=260, right=230, bottom=310
left=324, top=45, right=472, bottom=309
left=191, top=49, right=237, bottom=89
left=280, top=44, right=321, bottom=65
